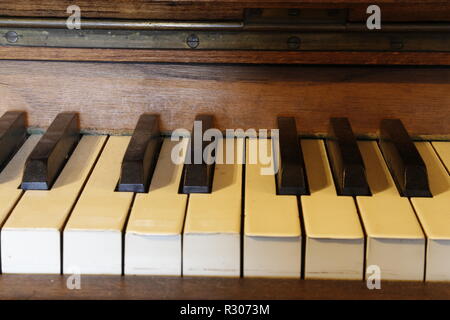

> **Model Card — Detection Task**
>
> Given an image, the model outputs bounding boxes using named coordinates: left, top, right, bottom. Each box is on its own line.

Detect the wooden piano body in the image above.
left=0, top=0, right=449, bottom=299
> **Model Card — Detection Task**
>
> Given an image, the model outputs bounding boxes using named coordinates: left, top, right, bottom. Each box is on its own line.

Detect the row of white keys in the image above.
left=411, top=142, right=450, bottom=281
left=2, top=135, right=106, bottom=274
left=183, top=138, right=243, bottom=277
left=0, top=135, right=446, bottom=279
left=125, top=138, right=188, bottom=276
left=301, top=139, right=364, bottom=280
left=63, top=136, right=133, bottom=275
left=357, top=141, right=425, bottom=281
left=244, top=138, right=301, bottom=278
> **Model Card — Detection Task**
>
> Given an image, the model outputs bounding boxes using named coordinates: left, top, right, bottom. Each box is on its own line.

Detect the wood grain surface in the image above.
left=0, top=60, right=448, bottom=137
left=1, top=1, right=449, bottom=21
left=0, top=275, right=449, bottom=300
left=1, top=48, right=450, bottom=66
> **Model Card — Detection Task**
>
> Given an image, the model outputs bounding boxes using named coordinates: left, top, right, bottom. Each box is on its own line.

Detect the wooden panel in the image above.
left=0, top=1, right=244, bottom=20
left=1, top=1, right=449, bottom=21
left=348, top=4, right=450, bottom=22
left=0, top=61, right=448, bottom=137
left=1, top=47, right=450, bottom=66
left=0, top=275, right=449, bottom=299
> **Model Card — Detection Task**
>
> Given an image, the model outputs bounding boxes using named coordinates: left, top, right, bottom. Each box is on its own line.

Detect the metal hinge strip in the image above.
left=1, top=28, right=449, bottom=52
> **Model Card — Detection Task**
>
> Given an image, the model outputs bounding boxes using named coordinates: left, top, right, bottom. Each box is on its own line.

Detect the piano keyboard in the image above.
left=0, top=111, right=449, bottom=282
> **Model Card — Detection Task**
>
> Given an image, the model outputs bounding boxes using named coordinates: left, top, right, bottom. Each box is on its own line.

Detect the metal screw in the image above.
left=186, top=34, right=199, bottom=49
left=390, top=39, right=404, bottom=50
left=5, top=31, right=18, bottom=43
left=287, top=36, right=301, bottom=50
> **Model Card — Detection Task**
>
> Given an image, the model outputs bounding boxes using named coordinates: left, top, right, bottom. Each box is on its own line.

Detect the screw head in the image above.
left=287, top=36, right=301, bottom=50
left=186, top=34, right=199, bottom=49
left=5, top=31, right=18, bottom=43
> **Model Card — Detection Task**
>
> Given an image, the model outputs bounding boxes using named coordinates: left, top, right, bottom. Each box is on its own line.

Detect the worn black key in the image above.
left=326, top=117, right=371, bottom=196
left=379, top=119, right=432, bottom=197
left=0, top=111, right=27, bottom=171
left=21, top=112, right=80, bottom=190
left=182, top=115, right=216, bottom=194
left=276, top=117, right=308, bottom=195
left=117, top=114, right=162, bottom=193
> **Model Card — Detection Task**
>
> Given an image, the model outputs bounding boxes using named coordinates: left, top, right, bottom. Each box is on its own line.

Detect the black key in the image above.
left=276, top=117, right=308, bottom=195
left=182, top=115, right=217, bottom=194
left=117, top=114, right=162, bottom=193
left=379, top=119, right=432, bottom=197
left=0, top=111, right=27, bottom=171
left=326, top=117, right=371, bottom=196
left=21, top=112, right=80, bottom=190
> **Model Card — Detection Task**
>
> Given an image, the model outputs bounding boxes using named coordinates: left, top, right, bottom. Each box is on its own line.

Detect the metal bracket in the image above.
left=0, top=12, right=449, bottom=52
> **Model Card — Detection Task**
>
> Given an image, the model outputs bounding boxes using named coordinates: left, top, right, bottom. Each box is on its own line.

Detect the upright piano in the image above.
left=0, top=0, right=449, bottom=299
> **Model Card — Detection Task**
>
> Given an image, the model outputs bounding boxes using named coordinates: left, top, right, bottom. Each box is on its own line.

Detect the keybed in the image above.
left=0, top=113, right=448, bottom=282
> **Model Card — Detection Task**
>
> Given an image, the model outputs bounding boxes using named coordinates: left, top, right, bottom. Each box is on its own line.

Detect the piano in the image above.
left=0, top=0, right=449, bottom=300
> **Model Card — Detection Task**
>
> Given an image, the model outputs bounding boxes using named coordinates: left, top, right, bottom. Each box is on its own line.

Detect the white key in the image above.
left=125, top=138, right=188, bottom=276
left=411, top=142, right=450, bottom=281
left=63, top=136, right=133, bottom=275
left=301, top=139, right=364, bottom=280
left=183, top=138, right=243, bottom=277
left=1, top=136, right=106, bottom=274
left=357, top=141, right=425, bottom=281
left=432, top=141, right=450, bottom=174
left=0, top=136, right=40, bottom=272
left=244, top=138, right=301, bottom=278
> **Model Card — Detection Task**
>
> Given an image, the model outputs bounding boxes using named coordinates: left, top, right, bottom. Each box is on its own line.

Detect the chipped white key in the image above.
left=125, top=138, right=188, bottom=276
left=244, top=138, right=301, bottom=278
left=301, top=139, right=364, bottom=280
left=1, top=136, right=106, bottom=274
left=411, top=142, right=450, bottom=281
left=183, top=138, right=243, bottom=277
left=357, top=141, right=425, bottom=281
left=63, top=136, right=133, bottom=275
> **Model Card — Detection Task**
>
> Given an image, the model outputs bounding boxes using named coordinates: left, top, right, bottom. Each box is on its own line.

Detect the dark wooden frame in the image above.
left=1, top=275, right=449, bottom=299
